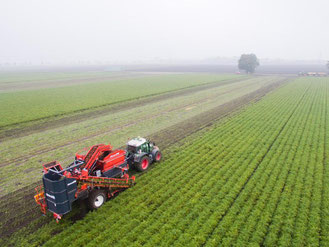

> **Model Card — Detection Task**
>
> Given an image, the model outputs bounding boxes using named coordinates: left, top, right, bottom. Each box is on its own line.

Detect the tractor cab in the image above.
left=127, top=137, right=152, bottom=154
left=34, top=137, right=161, bottom=221
left=126, top=137, right=161, bottom=172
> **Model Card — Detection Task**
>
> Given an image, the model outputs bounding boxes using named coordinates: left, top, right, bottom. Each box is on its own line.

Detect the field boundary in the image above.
left=0, top=76, right=247, bottom=141
left=0, top=76, right=290, bottom=239
left=0, top=78, right=263, bottom=169
left=148, top=77, right=290, bottom=150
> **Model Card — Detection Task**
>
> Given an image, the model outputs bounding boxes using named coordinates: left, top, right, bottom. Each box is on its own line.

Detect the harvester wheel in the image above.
left=136, top=156, right=150, bottom=172
left=154, top=151, right=162, bottom=162
left=88, top=189, right=106, bottom=209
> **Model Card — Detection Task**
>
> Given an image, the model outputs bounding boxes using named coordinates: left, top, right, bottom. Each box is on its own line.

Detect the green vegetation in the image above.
left=1, top=75, right=274, bottom=243
left=0, top=74, right=238, bottom=127
left=0, top=71, right=130, bottom=84
left=0, top=76, right=273, bottom=195
left=238, top=54, right=259, bottom=73
left=4, top=77, right=328, bottom=246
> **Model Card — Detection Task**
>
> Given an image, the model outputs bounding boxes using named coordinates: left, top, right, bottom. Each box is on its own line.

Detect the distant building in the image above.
left=298, top=72, right=327, bottom=77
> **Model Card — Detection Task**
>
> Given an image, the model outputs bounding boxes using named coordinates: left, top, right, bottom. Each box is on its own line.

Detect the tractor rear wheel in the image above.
left=136, top=156, right=150, bottom=172
left=88, top=189, right=106, bottom=209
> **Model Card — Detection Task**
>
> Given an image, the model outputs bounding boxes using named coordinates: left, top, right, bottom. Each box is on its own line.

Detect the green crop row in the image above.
left=0, top=71, right=124, bottom=84
left=4, top=77, right=329, bottom=246
left=0, top=73, right=238, bottom=128
left=205, top=78, right=323, bottom=246
left=0, top=76, right=269, bottom=196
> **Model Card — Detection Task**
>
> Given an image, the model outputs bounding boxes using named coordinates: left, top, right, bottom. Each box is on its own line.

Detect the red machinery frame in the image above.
left=34, top=143, right=135, bottom=221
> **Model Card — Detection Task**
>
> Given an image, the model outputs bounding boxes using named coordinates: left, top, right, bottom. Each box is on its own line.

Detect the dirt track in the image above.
left=0, top=77, right=261, bottom=169
left=0, top=77, right=290, bottom=239
left=0, top=77, right=246, bottom=142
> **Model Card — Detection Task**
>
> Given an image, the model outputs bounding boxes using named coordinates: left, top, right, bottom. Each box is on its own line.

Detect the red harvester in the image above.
left=34, top=137, right=161, bottom=221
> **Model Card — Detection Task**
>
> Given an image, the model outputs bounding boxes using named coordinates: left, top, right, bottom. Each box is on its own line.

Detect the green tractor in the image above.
left=126, top=137, right=162, bottom=171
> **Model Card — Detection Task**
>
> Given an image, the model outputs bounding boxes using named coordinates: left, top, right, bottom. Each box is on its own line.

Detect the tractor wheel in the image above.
left=88, top=189, right=106, bottom=209
left=154, top=150, right=162, bottom=162
left=136, top=156, right=150, bottom=172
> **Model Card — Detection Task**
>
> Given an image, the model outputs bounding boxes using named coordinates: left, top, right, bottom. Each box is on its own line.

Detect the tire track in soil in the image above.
left=0, top=77, right=289, bottom=239
left=0, top=79, right=262, bottom=212
left=0, top=78, right=265, bottom=168
left=0, top=77, right=247, bottom=142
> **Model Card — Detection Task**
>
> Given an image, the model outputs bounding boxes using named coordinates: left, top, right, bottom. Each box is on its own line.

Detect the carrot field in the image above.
left=4, top=77, right=328, bottom=246
left=0, top=73, right=238, bottom=128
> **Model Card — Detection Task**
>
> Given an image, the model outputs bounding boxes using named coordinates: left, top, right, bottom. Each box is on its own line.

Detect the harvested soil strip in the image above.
left=148, top=77, right=289, bottom=149
left=0, top=77, right=289, bottom=238
left=0, top=77, right=246, bottom=141
left=0, top=78, right=259, bottom=168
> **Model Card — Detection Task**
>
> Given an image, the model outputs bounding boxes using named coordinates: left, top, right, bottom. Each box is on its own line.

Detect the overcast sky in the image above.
left=0, top=0, right=328, bottom=64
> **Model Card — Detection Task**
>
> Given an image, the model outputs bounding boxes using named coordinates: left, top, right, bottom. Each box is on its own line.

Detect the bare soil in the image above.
left=0, top=77, right=259, bottom=169
left=0, top=77, right=289, bottom=239
left=0, top=77, right=246, bottom=142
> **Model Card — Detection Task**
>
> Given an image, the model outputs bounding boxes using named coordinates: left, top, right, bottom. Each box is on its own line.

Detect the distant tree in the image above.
left=238, top=54, right=260, bottom=73
left=327, top=61, right=329, bottom=71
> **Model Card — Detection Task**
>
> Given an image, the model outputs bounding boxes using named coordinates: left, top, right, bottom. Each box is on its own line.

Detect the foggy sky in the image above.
left=0, top=0, right=328, bottom=64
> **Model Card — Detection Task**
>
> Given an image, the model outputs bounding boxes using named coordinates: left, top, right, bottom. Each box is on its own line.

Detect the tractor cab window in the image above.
left=141, top=143, right=151, bottom=153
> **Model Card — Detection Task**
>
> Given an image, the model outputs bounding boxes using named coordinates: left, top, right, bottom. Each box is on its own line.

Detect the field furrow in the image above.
left=2, top=75, right=329, bottom=247
left=320, top=82, right=329, bottom=246
left=0, top=76, right=285, bottom=241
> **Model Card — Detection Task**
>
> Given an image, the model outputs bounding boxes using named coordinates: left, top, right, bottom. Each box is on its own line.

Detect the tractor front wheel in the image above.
left=136, top=156, right=150, bottom=172
left=154, top=151, right=162, bottom=162
left=88, top=189, right=106, bottom=209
